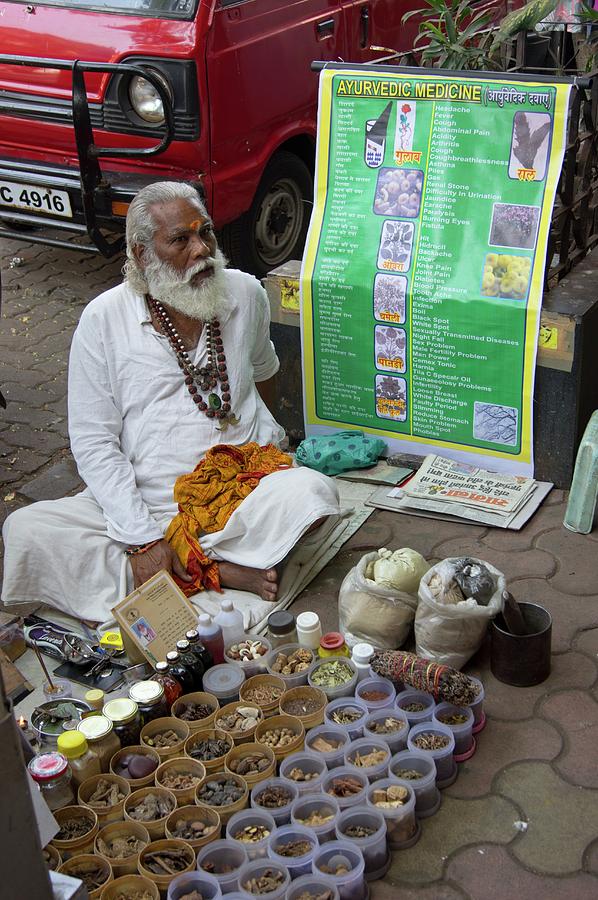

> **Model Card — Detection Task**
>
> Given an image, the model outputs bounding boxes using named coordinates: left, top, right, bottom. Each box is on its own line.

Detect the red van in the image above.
left=0, top=0, right=422, bottom=275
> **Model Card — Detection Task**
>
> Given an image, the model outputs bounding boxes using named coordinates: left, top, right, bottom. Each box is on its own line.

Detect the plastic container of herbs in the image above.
left=307, top=658, right=358, bottom=701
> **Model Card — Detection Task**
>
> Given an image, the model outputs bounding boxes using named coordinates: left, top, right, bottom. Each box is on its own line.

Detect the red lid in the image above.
left=320, top=632, right=345, bottom=651
left=28, top=751, right=69, bottom=782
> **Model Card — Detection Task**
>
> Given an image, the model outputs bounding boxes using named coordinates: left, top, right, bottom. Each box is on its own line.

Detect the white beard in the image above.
left=144, top=247, right=229, bottom=321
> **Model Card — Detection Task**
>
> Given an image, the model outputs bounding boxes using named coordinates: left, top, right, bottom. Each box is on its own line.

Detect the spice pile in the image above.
left=274, top=838, right=312, bottom=857
left=127, top=792, right=174, bottom=822
left=309, top=735, right=342, bottom=753
left=282, top=695, right=324, bottom=717
left=242, top=867, right=286, bottom=894
left=65, top=860, right=108, bottom=891
left=143, top=729, right=181, bottom=749
left=270, top=648, right=312, bottom=675
left=412, top=732, right=449, bottom=750
left=254, top=785, right=293, bottom=809
left=142, top=846, right=192, bottom=874
left=371, top=785, right=410, bottom=808
left=85, top=778, right=126, bottom=807
left=326, top=775, right=363, bottom=799
left=368, top=716, right=406, bottom=735
left=296, top=808, right=334, bottom=826
left=187, top=737, right=230, bottom=761
left=170, top=817, right=218, bottom=840
left=329, top=706, right=363, bottom=726
left=196, top=777, right=245, bottom=807
left=159, top=769, right=202, bottom=790
left=259, top=726, right=298, bottom=748
left=216, top=706, right=260, bottom=734
left=286, top=766, right=319, bottom=782
left=176, top=701, right=215, bottom=722
left=234, top=824, right=271, bottom=843
left=359, top=688, right=391, bottom=702
left=113, top=752, right=158, bottom=780
left=228, top=752, right=272, bottom=776
left=96, top=832, right=148, bottom=859
left=349, top=747, right=388, bottom=768
left=56, top=816, right=94, bottom=840
left=311, top=661, right=354, bottom=688
left=242, top=683, right=284, bottom=704
left=227, top=640, right=268, bottom=661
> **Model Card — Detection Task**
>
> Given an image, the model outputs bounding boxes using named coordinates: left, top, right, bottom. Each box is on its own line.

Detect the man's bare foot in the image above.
left=219, top=561, right=279, bottom=602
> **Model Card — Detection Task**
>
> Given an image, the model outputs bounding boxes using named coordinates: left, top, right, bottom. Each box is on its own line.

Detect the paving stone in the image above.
left=3, top=426, right=67, bottom=453
left=383, top=794, right=519, bottom=883
left=384, top=513, right=488, bottom=561
left=343, top=513, right=394, bottom=551
left=585, top=839, right=598, bottom=875
left=371, top=880, right=466, bottom=899
left=429, top=537, right=557, bottom=581
left=537, top=527, right=598, bottom=595
left=18, top=458, right=83, bottom=502
left=495, top=762, right=598, bottom=875
left=480, top=497, right=567, bottom=551
left=446, top=844, right=598, bottom=899
left=2, top=405, right=62, bottom=428
left=444, top=716, right=562, bottom=799
left=0, top=447, right=52, bottom=476
left=574, top=627, right=598, bottom=659
left=507, top=578, right=598, bottom=653
left=540, top=690, right=598, bottom=788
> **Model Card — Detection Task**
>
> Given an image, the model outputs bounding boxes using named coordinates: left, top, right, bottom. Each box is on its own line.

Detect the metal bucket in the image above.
left=490, top=602, right=552, bottom=687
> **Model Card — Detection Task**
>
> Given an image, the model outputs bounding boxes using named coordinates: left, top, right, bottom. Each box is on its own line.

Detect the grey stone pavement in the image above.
left=1, top=234, right=598, bottom=899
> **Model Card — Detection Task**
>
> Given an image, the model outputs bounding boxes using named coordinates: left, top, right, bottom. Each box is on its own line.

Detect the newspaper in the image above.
left=387, top=454, right=537, bottom=526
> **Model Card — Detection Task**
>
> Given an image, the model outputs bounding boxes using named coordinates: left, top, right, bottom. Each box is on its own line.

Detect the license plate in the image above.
left=0, top=180, right=72, bottom=218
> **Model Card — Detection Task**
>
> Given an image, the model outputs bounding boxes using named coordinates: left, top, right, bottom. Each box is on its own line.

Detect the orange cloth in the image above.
left=165, top=442, right=292, bottom=595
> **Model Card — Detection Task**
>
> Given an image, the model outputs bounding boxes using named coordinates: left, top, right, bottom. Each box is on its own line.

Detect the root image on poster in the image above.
left=473, top=401, right=519, bottom=446
left=377, top=220, right=415, bottom=272
left=489, top=203, right=540, bottom=250
left=375, top=374, right=407, bottom=421
left=508, top=111, right=551, bottom=181
left=481, top=253, right=531, bottom=300
left=373, top=273, right=407, bottom=323
left=375, top=325, right=406, bottom=373
left=373, top=168, right=423, bottom=217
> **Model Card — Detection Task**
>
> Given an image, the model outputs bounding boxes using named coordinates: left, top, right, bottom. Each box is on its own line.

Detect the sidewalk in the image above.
left=1, top=235, right=598, bottom=898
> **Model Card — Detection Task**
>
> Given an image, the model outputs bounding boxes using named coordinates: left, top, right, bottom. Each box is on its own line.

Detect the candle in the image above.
left=18, top=716, right=27, bottom=730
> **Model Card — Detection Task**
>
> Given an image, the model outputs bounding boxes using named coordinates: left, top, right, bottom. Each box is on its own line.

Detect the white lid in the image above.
left=352, top=642, right=375, bottom=664
left=203, top=663, right=245, bottom=697
left=220, top=599, right=234, bottom=612
left=296, top=612, right=320, bottom=629
left=128, top=680, right=164, bottom=704
left=198, top=613, right=213, bottom=626
left=77, top=715, right=112, bottom=741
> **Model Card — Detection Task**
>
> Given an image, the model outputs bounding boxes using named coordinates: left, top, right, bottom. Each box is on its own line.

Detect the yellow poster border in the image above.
left=301, top=67, right=571, bottom=467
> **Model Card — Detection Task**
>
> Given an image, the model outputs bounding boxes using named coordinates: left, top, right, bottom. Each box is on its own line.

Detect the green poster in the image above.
left=301, top=66, right=571, bottom=475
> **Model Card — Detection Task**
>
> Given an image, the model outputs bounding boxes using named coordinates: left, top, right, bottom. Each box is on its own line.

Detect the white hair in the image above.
left=122, top=181, right=209, bottom=294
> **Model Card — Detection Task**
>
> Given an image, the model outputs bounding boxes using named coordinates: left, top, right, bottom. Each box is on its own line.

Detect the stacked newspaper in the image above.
left=384, top=454, right=540, bottom=528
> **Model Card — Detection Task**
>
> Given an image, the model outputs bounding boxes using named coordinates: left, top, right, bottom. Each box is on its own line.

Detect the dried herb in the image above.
left=311, top=661, right=354, bottom=688
left=188, top=738, right=230, bottom=761
left=228, top=753, right=271, bottom=776
left=56, top=817, right=94, bottom=841
left=143, top=729, right=181, bottom=748
left=297, top=809, right=334, bottom=827
left=142, top=847, right=192, bottom=875
left=330, top=706, right=363, bottom=726
left=274, top=839, right=312, bottom=857
left=159, top=769, right=201, bottom=790
left=282, top=697, right=323, bottom=716
left=350, top=748, right=388, bottom=768
left=413, top=732, right=449, bottom=751
left=97, top=833, right=148, bottom=859
left=227, top=640, right=268, bottom=661
left=177, top=702, right=214, bottom=721
left=326, top=776, right=363, bottom=799
left=287, top=767, right=319, bottom=782
left=371, top=650, right=480, bottom=706
left=438, top=712, right=469, bottom=725
left=127, top=792, right=174, bottom=822
left=260, top=726, right=298, bottom=748
left=216, top=706, right=260, bottom=734
left=242, top=867, right=286, bottom=894
left=234, top=824, right=271, bottom=843
left=368, top=716, right=406, bottom=735
left=243, top=684, right=283, bottom=704
left=178, top=892, right=203, bottom=900
left=401, top=702, right=426, bottom=712
left=344, top=824, right=376, bottom=838
left=196, top=777, right=244, bottom=807
left=66, top=860, right=108, bottom=891
left=295, top=892, right=334, bottom=900
left=371, top=785, right=410, bottom=808
left=254, top=785, right=293, bottom=808
left=271, top=648, right=312, bottom=675
left=170, top=818, right=218, bottom=840
left=359, top=689, right=390, bottom=702
left=310, top=736, right=341, bottom=752
left=87, top=778, right=125, bottom=807
left=393, top=768, right=423, bottom=780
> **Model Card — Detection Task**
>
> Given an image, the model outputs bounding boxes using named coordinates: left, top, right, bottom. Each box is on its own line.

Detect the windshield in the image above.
left=8, top=0, right=198, bottom=19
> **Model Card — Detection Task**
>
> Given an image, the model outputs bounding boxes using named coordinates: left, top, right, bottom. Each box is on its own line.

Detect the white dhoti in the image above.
left=1, top=467, right=341, bottom=626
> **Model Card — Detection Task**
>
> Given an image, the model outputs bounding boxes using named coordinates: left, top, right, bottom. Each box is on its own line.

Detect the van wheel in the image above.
left=220, top=151, right=313, bottom=279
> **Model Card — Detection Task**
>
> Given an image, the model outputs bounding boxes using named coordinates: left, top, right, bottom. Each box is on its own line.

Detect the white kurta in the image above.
left=2, top=270, right=341, bottom=623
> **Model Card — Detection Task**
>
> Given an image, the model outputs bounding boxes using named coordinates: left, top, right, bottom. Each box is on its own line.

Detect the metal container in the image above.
left=490, top=602, right=552, bottom=687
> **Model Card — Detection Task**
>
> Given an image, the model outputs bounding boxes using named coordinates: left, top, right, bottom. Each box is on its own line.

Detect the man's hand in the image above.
left=129, top=539, right=193, bottom=589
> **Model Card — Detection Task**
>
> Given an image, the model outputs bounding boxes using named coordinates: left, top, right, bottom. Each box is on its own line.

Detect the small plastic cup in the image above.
left=366, top=777, right=420, bottom=850
left=279, top=750, right=327, bottom=795
left=291, top=794, right=341, bottom=844
left=388, top=749, right=440, bottom=819
left=308, top=659, right=358, bottom=701
left=43, top=679, right=72, bottom=702
left=363, top=708, right=409, bottom=755
left=343, top=737, right=390, bottom=783
left=312, top=840, right=366, bottom=900
left=202, top=664, right=246, bottom=706
left=250, top=777, right=298, bottom=825
left=395, top=690, right=435, bottom=725
left=266, top=643, right=315, bottom=689
left=466, top=675, right=486, bottom=733
left=286, top=873, right=340, bottom=899
left=324, top=698, right=369, bottom=740
left=305, top=725, right=349, bottom=769
left=267, top=823, right=318, bottom=878
left=196, top=839, right=248, bottom=893
left=355, top=678, right=396, bottom=711
left=237, top=859, right=291, bottom=898
left=167, top=871, right=222, bottom=900
left=433, top=703, right=475, bottom=758
left=321, top=766, right=369, bottom=810
left=226, top=809, right=277, bottom=861
left=407, top=722, right=456, bottom=787
left=335, top=805, right=388, bottom=881
left=224, top=638, right=272, bottom=680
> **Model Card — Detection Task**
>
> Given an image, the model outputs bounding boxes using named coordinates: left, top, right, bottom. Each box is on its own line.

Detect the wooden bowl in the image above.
left=59, top=853, right=112, bottom=899
left=78, top=773, right=131, bottom=827
left=140, top=717, right=190, bottom=761
left=171, top=691, right=220, bottom=734
left=280, top=685, right=328, bottom=728
left=110, top=746, right=161, bottom=789
left=123, top=786, right=177, bottom=840
left=165, top=804, right=221, bottom=853
left=213, top=701, right=263, bottom=745
left=255, top=714, right=305, bottom=762
left=51, top=806, right=99, bottom=860
left=137, top=838, right=195, bottom=893
left=43, top=844, right=62, bottom=872
left=94, top=820, right=151, bottom=878
left=99, top=873, right=159, bottom=900
left=155, top=756, right=206, bottom=806
left=224, top=742, right=276, bottom=788
left=239, top=674, right=286, bottom=718
left=194, top=771, right=249, bottom=826
left=184, top=728, right=234, bottom=773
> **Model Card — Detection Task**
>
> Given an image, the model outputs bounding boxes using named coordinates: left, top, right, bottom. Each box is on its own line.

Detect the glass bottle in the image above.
left=151, top=660, right=183, bottom=710
left=56, top=731, right=101, bottom=789
left=28, top=752, right=74, bottom=811
left=267, top=611, right=298, bottom=648
left=128, top=680, right=168, bottom=727
left=103, top=698, right=141, bottom=746
left=185, top=629, right=214, bottom=672
left=175, top=639, right=204, bottom=691
left=77, top=715, right=121, bottom=772
left=165, top=650, right=195, bottom=694
left=196, top=613, right=225, bottom=665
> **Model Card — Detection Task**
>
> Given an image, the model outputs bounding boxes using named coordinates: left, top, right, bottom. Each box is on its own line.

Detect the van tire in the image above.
left=220, top=151, right=313, bottom=278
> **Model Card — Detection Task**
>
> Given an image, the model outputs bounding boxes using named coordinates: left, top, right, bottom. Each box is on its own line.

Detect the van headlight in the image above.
left=129, top=69, right=172, bottom=124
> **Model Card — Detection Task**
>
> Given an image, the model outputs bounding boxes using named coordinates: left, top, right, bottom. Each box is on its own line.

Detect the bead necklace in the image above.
left=147, top=295, right=239, bottom=430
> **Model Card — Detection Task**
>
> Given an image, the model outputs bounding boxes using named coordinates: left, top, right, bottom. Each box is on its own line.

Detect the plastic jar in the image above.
left=335, top=806, right=388, bottom=880
left=365, top=778, right=419, bottom=850
left=355, top=677, right=396, bottom=711
left=296, top=612, right=323, bottom=651
left=363, top=709, right=409, bottom=756
left=196, top=614, right=225, bottom=666
left=466, top=675, right=486, bottom=733
left=318, top=633, right=350, bottom=658
left=321, top=767, right=369, bottom=811
left=237, top=859, right=291, bottom=899
left=291, top=794, right=341, bottom=844
left=57, top=731, right=101, bottom=789
left=343, top=737, right=390, bottom=782
left=311, top=840, right=366, bottom=900
left=395, top=689, right=436, bottom=725
left=389, top=749, right=440, bottom=818
left=305, top=725, right=349, bottom=769
left=267, top=611, right=297, bottom=648
left=103, top=698, right=141, bottom=746
left=196, top=839, right=248, bottom=893
left=250, top=777, right=299, bottom=825
left=226, top=809, right=277, bottom=860
left=407, top=722, right=456, bottom=787
left=167, top=871, right=222, bottom=900
left=309, top=659, right=358, bottom=701
left=433, top=702, right=475, bottom=758
left=324, top=698, right=369, bottom=740
left=203, top=663, right=246, bottom=706
left=287, top=874, right=340, bottom=900
left=266, top=643, right=314, bottom=689
left=350, top=643, right=375, bottom=683
left=279, top=750, right=328, bottom=795
left=77, top=715, right=121, bottom=773
left=28, top=751, right=74, bottom=811
left=223, top=638, right=272, bottom=680
left=129, top=681, right=169, bottom=728
left=267, top=823, right=318, bottom=878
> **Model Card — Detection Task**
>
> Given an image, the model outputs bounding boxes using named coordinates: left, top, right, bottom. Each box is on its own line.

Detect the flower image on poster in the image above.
left=375, top=374, right=407, bottom=421
left=377, top=220, right=415, bottom=271
left=395, top=102, right=417, bottom=154
left=481, top=253, right=531, bottom=300
left=375, top=325, right=407, bottom=373
left=473, top=401, right=519, bottom=446
left=508, top=111, right=551, bottom=181
left=373, top=168, right=423, bottom=217
left=489, top=203, right=541, bottom=250
left=373, top=273, right=407, bottom=323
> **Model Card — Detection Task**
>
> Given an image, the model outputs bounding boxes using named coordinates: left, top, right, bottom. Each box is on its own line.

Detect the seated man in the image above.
left=2, top=182, right=340, bottom=624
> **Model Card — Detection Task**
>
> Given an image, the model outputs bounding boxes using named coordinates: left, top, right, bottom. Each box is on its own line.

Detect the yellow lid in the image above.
left=85, top=689, right=105, bottom=709
left=57, top=730, right=88, bottom=759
